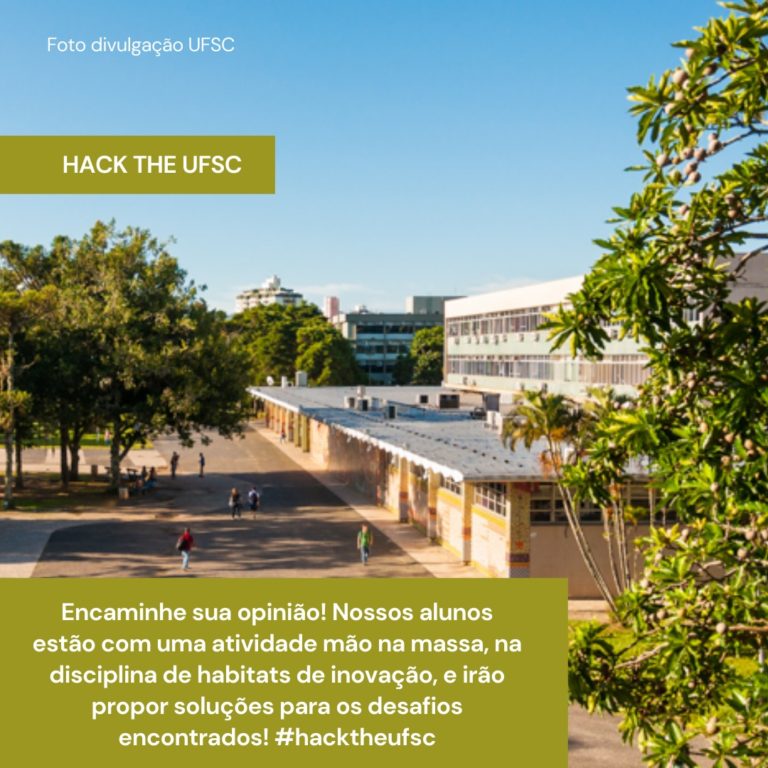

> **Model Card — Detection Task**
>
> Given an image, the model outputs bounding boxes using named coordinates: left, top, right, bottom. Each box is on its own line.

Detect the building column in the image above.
left=507, top=482, right=532, bottom=578
left=461, top=481, right=474, bottom=564
left=398, top=457, right=409, bottom=523
left=301, top=415, right=310, bottom=452
left=427, top=470, right=439, bottom=540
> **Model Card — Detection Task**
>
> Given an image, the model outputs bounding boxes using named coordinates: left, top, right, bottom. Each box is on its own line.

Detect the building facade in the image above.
left=235, top=275, right=304, bottom=313
left=323, top=295, right=340, bottom=320
left=444, top=277, right=648, bottom=398
left=251, top=385, right=650, bottom=596
left=444, top=260, right=768, bottom=399
left=334, top=295, right=461, bottom=385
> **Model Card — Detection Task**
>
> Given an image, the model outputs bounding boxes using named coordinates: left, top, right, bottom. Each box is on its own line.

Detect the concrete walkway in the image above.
left=255, top=424, right=482, bottom=579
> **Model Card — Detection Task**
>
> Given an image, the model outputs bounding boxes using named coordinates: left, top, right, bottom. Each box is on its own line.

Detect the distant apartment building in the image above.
left=445, top=259, right=768, bottom=398
left=235, top=275, right=304, bottom=312
left=323, top=295, right=340, bottom=320
left=334, top=296, right=461, bottom=385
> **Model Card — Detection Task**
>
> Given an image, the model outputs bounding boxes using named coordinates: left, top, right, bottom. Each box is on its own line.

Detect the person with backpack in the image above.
left=357, top=523, right=374, bottom=565
left=248, top=486, right=260, bottom=512
left=228, top=487, right=242, bottom=518
left=176, top=528, right=194, bottom=570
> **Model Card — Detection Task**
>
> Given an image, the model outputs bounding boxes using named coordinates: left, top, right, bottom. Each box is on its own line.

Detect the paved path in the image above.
left=31, top=426, right=432, bottom=578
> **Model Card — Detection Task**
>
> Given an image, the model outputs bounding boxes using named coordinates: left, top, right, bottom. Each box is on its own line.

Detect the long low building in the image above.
left=250, top=385, right=650, bottom=595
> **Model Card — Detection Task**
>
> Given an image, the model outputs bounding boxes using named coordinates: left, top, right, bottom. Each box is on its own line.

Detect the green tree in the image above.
left=392, top=326, right=444, bottom=385
left=12, top=235, right=104, bottom=485
left=232, top=303, right=363, bottom=386
left=230, top=303, right=321, bottom=384
left=411, top=326, right=444, bottom=385
left=0, top=241, right=55, bottom=505
left=295, top=317, right=364, bottom=385
left=546, top=2, right=768, bottom=764
left=65, top=221, right=250, bottom=487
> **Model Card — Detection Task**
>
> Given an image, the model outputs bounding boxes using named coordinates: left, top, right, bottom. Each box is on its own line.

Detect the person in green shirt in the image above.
left=357, top=523, right=373, bottom=565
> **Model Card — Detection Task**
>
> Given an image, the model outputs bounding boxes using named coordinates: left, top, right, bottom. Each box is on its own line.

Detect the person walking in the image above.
left=248, top=486, right=260, bottom=512
left=176, top=527, right=194, bottom=570
left=198, top=452, right=205, bottom=478
left=170, top=451, right=179, bottom=478
left=228, top=487, right=242, bottom=519
left=357, top=523, right=374, bottom=565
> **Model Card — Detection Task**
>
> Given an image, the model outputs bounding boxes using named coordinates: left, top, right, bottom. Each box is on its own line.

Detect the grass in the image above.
left=2, top=474, right=115, bottom=512
left=24, top=433, right=154, bottom=449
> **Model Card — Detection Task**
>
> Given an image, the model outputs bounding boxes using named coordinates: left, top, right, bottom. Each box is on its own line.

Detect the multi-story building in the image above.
left=235, top=275, right=304, bottom=313
left=334, top=296, right=461, bottom=385
left=444, top=277, right=647, bottom=397
left=445, top=259, right=768, bottom=398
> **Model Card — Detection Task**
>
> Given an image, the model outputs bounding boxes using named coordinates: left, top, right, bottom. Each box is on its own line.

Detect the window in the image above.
left=474, top=482, right=508, bottom=517
left=531, top=484, right=597, bottom=523
left=440, top=476, right=462, bottom=495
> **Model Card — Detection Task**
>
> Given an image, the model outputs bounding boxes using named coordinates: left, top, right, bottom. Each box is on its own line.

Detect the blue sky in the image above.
left=1, top=0, right=713, bottom=311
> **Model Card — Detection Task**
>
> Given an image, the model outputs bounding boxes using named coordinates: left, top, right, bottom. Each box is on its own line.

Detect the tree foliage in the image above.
left=392, top=325, right=444, bottom=385
left=0, top=222, right=251, bottom=489
left=231, top=303, right=364, bottom=386
left=295, top=317, right=362, bottom=385
left=545, top=2, right=768, bottom=764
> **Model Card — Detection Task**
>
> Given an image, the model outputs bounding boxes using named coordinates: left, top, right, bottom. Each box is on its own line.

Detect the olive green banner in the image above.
left=0, top=136, right=275, bottom=193
left=0, top=578, right=566, bottom=767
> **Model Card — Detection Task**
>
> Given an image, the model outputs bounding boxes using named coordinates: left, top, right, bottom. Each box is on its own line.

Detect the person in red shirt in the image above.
left=177, top=528, right=194, bottom=570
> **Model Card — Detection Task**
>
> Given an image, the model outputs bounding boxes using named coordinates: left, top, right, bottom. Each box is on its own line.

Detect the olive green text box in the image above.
left=0, top=136, right=274, bottom=193
left=0, top=578, right=566, bottom=767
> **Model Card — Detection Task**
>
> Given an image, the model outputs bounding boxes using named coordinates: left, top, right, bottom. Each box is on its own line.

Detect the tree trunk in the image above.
left=69, top=424, right=86, bottom=482
left=109, top=423, right=121, bottom=491
left=59, top=424, right=69, bottom=490
left=14, top=432, right=23, bottom=490
left=3, top=336, right=14, bottom=509
left=3, top=429, right=13, bottom=509
left=68, top=438, right=80, bottom=482
left=558, top=479, right=617, bottom=614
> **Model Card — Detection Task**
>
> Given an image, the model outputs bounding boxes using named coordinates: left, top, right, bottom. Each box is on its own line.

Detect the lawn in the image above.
left=2, top=474, right=115, bottom=512
left=25, top=433, right=153, bottom=449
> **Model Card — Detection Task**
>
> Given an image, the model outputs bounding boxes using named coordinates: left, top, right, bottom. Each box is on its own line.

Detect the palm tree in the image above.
left=503, top=389, right=621, bottom=612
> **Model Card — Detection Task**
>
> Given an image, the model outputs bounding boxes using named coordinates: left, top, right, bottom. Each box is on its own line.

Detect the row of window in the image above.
left=436, top=480, right=656, bottom=523
left=448, top=307, right=701, bottom=339
left=446, top=306, right=556, bottom=337
left=447, top=355, right=554, bottom=380
left=474, top=482, right=508, bottom=517
left=354, top=322, right=436, bottom=335
left=354, top=342, right=411, bottom=356
left=446, top=354, right=649, bottom=386
left=440, top=476, right=462, bottom=495
left=531, top=483, right=654, bottom=523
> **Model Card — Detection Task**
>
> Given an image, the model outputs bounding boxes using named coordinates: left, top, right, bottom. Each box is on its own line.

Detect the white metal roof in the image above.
left=250, top=386, right=575, bottom=483
left=444, top=276, right=584, bottom=318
